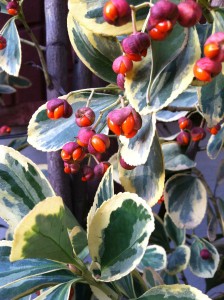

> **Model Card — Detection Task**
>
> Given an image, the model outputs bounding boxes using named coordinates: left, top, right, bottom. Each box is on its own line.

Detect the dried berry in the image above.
left=81, top=165, right=94, bottom=182
left=107, top=106, right=142, bottom=138
left=122, top=32, right=150, bottom=61
left=177, top=0, right=202, bottom=27
left=75, top=107, right=95, bottom=127
left=103, top=0, right=131, bottom=26
left=193, top=57, right=222, bottom=82
left=47, top=98, right=73, bottom=120
left=112, top=55, right=133, bottom=75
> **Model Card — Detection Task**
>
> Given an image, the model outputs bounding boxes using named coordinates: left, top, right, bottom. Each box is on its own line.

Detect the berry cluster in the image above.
left=46, top=97, right=142, bottom=178
left=6, top=0, right=19, bottom=16
left=194, top=32, right=224, bottom=82
left=103, top=0, right=202, bottom=89
left=0, top=125, right=11, bottom=135
left=176, top=116, right=206, bottom=146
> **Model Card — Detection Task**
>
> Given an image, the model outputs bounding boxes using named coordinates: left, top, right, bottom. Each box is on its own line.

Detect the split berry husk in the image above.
left=94, top=162, right=111, bottom=178
left=0, top=125, right=11, bottom=135
left=122, top=32, right=150, bottom=62
left=61, top=142, right=86, bottom=162
left=200, top=248, right=212, bottom=260
left=178, top=117, right=192, bottom=130
left=47, top=98, right=73, bottom=119
left=103, top=0, right=131, bottom=26
left=119, top=157, right=136, bottom=170
left=176, top=131, right=191, bottom=146
left=64, top=162, right=80, bottom=174
left=81, top=165, right=94, bottom=182
left=88, top=133, right=110, bottom=154
left=107, top=106, right=142, bottom=138
left=191, top=127, right=206, bottom=142
left=0, top=35, right=7, bottom=50
left=6, top=0, right=19, bottom=16
left=112, top=55, right=133, bottom=75
left=207, top=124, right=221, bottom=135
left=177, top=0, right=202, bottom=27
left=117, top=74, right=125, bottom=90
left=204, top=32, right=224, bottom=63
left=77, top=127, right=95, bottom=147
left=75, top=107, right=95, bottom=127
left=193, top=57, right=222, bottom=82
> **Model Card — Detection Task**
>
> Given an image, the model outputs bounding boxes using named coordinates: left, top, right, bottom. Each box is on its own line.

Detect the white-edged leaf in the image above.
left=137, top=245, right=167, bottom=272
left=164, top=213, right=185, bottom=246
left=34, top=280, right=75, bottom=300
left=166, top=245, right=190, bottom=275
left=207, top=123, right=224, bottom=159
left=108, top=153, right=121, bottom=184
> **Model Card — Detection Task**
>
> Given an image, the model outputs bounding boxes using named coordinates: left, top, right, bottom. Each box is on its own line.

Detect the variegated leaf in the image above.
left=119, top=113, right=156, bottom=166
left=137, top=284, right=211, bottom=300
left=137, top=245, right=167, bottom=272
left=88, top=192, right=154, bottom=281
left=164, top=213, right=185, bottom=246
left=166, top=245, right=190, bottom=275
left=108, top=153, right=121, bottom=184
left=0, top=18, right=21, bottom=76
left=217, top=159, right=224, bottom=186
left=156, top=87, right=198, bottom=122
left=10, top=197, right=80, bottom=264
left=143, top=267, right=164, bottom=288
left=148, top=27, right=201, bottom=113
left=112, top=274, right=136, bottom=299
left=35, top=281, right=75, bottom=300
left=69, top=226, right=88, bottom=260
left=87, top=166, right=114, bottom=233
left=212, top=8, right=224, bottom=32
left=28, top=89, right=120, bottom=151
left=68, top=0, right=146, bottom=37
left=164, top=174, right=207, bottom=229
left=161, top=272, right=179, bottom=285
left=150, top=214, right=170, bottom=251
left=68, top=15, right=122, bottom=83
left=189, top=238, right=220, bottom=278
left=119, top=133, right=165, bottom=207
left=0, top=146, right=55, bottom=233
left=198, top=73, right=224, bottom=127
left=207, top=124, right=224, bottom=159
left=162, top=142, right=196, bottom=171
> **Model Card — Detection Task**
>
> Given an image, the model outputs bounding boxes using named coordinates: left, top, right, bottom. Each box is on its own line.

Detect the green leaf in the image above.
left=8, top=75, right=31, bottom=88
left=87, top=192, right=155, bottom=281
left=0, top=2, right=7, bottom=14
left=156, top=87, right=198, bottom=122
left=119, top=113, right=156, bottom=166
left=132, top=269, right=148, bottom=297
left=189, top=238, right=220, bottom=278
left=87, top=166, right=114, bottom=232
left=119, top=133, right=165, bottom=207
left=148, top=27, right=200, bottom=113
left=69, top=226, right=89, bottom=260
left=218, top=198, right=224, bottom=231
left=161, top=272, right=179, bottom=285
left=216, top=159, right=224, bottom=186
left=162, top=142, right=196, bottom=171
left=166, top=245, right=190, bottom=275
left=7, top=137, right=28, bottom=151
left=212, top=9, right=224, bottom=32
left=0, top=146, right=55, bottom=233
left=10, top=196, right=80, bottom=264
left=112, top=274, right=136, bottom=299
left=34, top=280, right=75, bottom=300
left=137, top=284, right=211, bottom=300
left=28, top=89, right=120, bottom=151
left=150, top=214, right=170, bottom=251
left=108, top=153, right=121, bottom=184
left=143, top=267, right=164, bottom=288
left=0, top=18, right=21, bottom=76
left=68, top=15, right=122, bottom=83
left=137, top=245, right=167, bottom=272
left=68, top=0, right=146, bottom=37
left=0, top=84, right=16, bottom=94
left=207, top=124, right=224, bottom=159
left=199, top=73, right=224, bottom=127
left=164, top=174, right=207, bottom=229
left=164, top=213, right=185, bottom=246
left=206, top=257, right=224, bottom=292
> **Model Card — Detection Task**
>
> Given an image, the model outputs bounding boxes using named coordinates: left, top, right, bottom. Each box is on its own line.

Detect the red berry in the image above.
left=112, top=55, right=133, bottom=75
left=77, top=127, right=95, bottom=147
left=107, top=118, right=122, bottom=135
left=88, top=134, right=110, bottom=154
left=204, top=32, right=224, bottom=63
left=119, top=157, right=136, bottom=170
left=46, top=98, right=73, bottom=120
left=75, top=107, right=95, bottom=127
left=0, top=35, right=7, bottom=50
left=176, top=131, right=191, bottom=146
left=200, top=249, right=212, bottom=260
left=204, top=43, right=220, bottom=60
left=190, top=127, right=206, bottom=142
left=54, top=105, right=65, bottom=119
left=193, top=57, right=222, bottom=82
left=207, top=124, right=221, bottom=135
left=81, top=165, right=94, bottom=181
left=103, top=0, right=131, bottom=26
left=64, top=162, right=80, bottom=175
left=178, top=117, right=192, bottom=130
left=94, top=162, right=111, bottom=178
left=72, top=147, right=86, bottom=161
left=61, top=142, right=85, bottom=163
left=0, top=125, right=11, bottom=135
left=155, top=20, right=173, bottom=33
left=177, top=0, right=202, bottom=27
left=6, top=1, right=19, bottom=16
left=121, top=114, right=135, bottom=136
left=149, top=27, right=168, bottom=41
left=158, top=194, right=164, bottom=204
left=193, top=65, right=211, bottom=82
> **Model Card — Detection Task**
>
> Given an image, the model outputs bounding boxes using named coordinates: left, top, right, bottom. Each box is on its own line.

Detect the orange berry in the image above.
left=64, top=166, right=71, bottom=174
left=61, top=149, right=71, bottom=161
left=54, top=105, right=65, bottom=119
left=7, top=8, right=18, bottom=15
left=47, top=110, right=55, bottom=119
left=155, top=20, right=172, bottom=33
left=204, top=43, right=220, bottom=59
left=103, top=1, right=118, bottom=22
left=121, top=114, right=135, bottom=135
left=91, top=136, right=107, bottom=153
left=193, top=65, right=211, bottom=82
left=149, top=27, right=168, bottom=40
left=72, top=147, right=85, bottom=161
left=125, top=129, right=137, bottom=138
left=79, top=115, right=92, bottom=127
left=107, top=118, right=121, bottom=135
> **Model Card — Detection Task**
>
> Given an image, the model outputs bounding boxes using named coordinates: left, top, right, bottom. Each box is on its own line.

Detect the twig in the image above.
left=20, top=38, right=46, bottom=51
left=163, top=106, right=196, bottom=113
